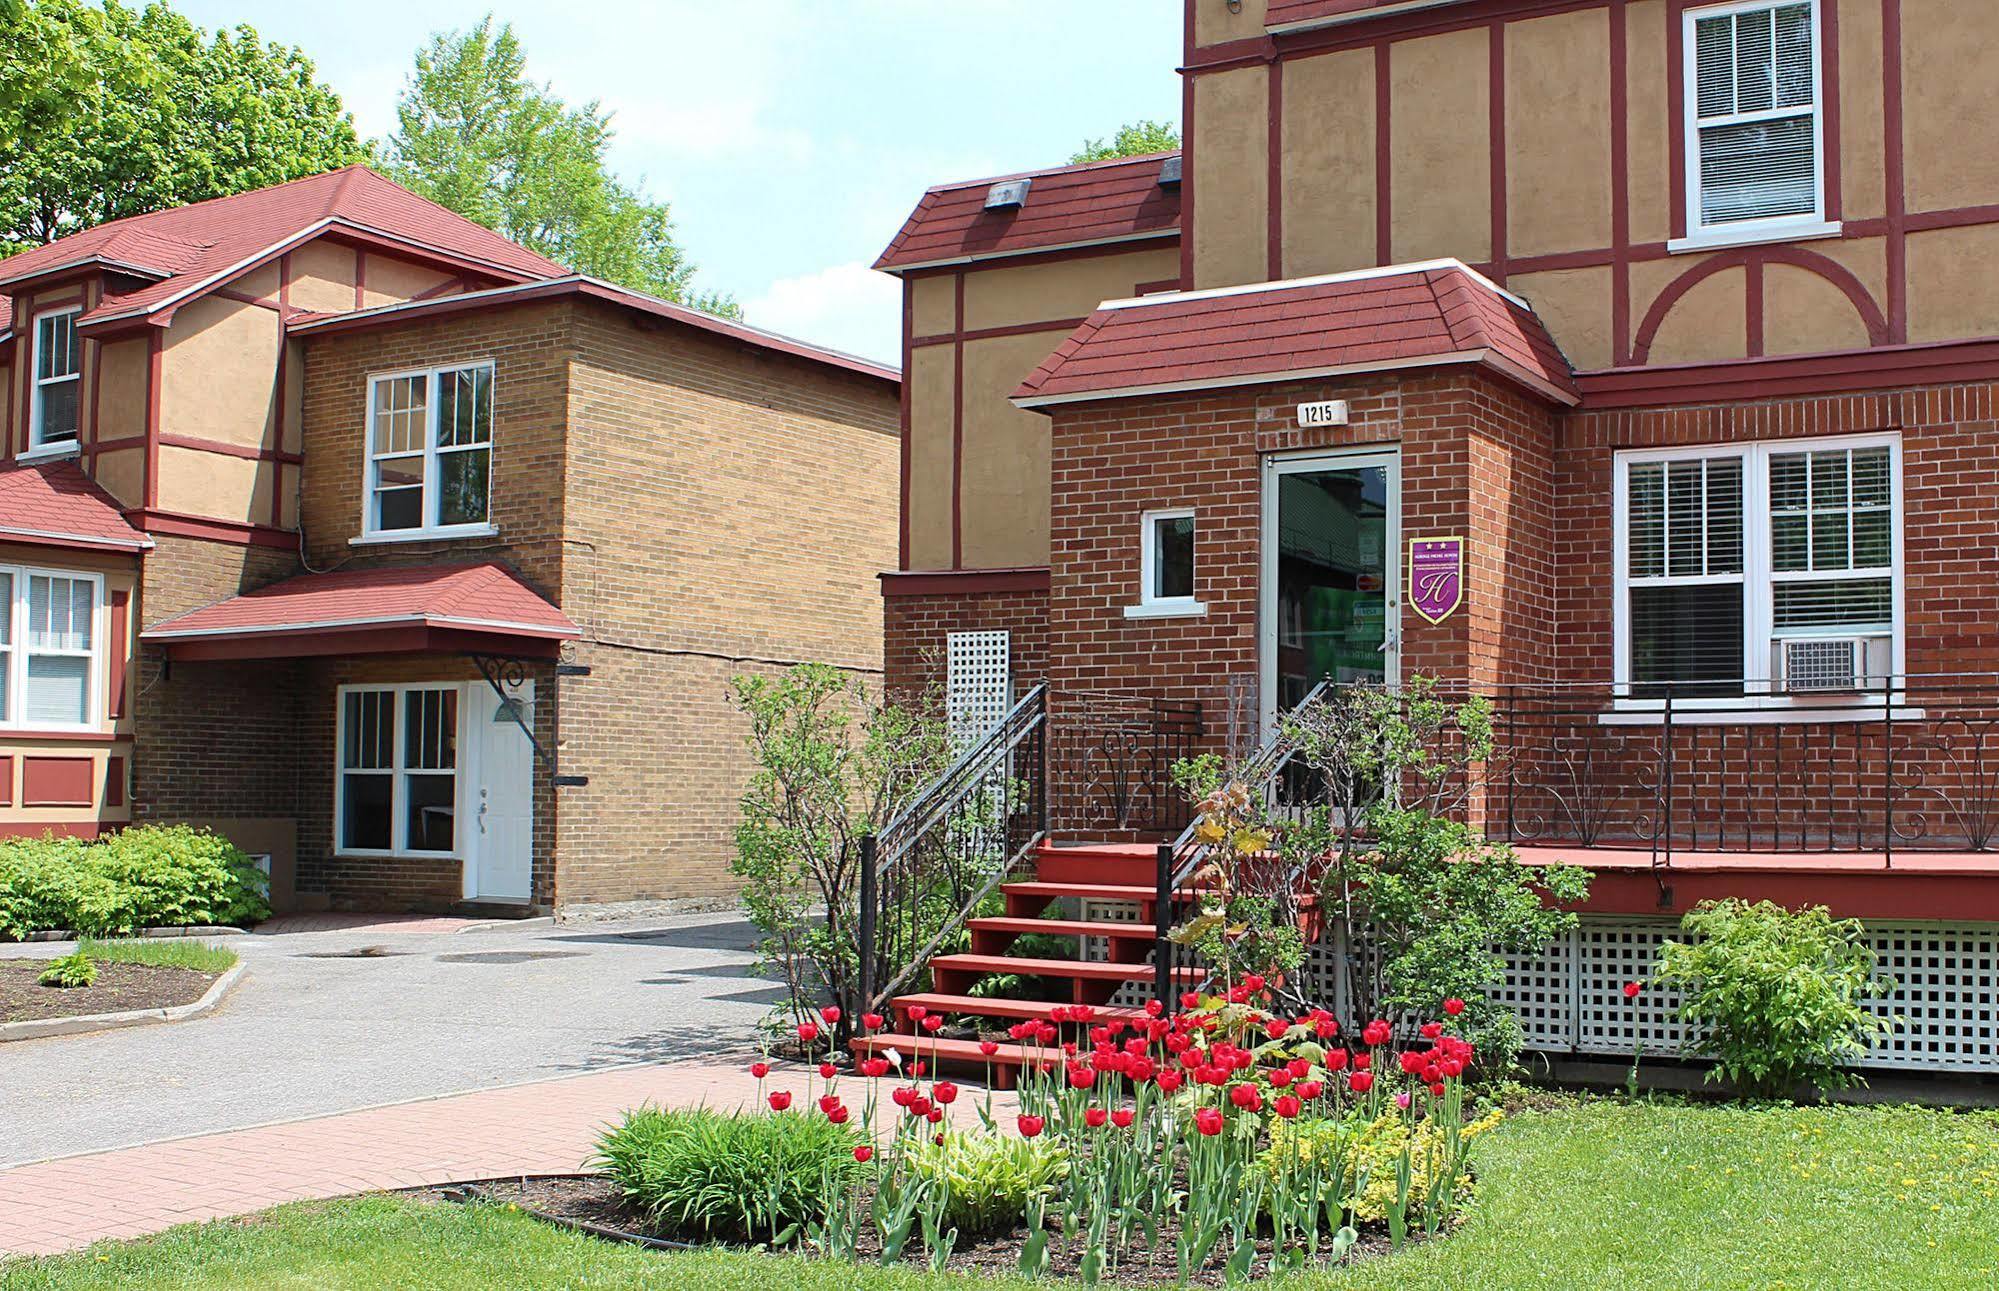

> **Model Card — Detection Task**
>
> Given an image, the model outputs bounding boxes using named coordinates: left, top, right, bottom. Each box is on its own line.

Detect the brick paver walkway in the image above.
left=0, top=1056, right=1010, bottom=1257
left=250, top=913, right=484, bottom=936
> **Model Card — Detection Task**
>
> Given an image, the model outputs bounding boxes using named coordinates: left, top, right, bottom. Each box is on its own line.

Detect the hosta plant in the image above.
left=38, top=950, right=96, bottom=988
left=907, top=1131, right=1068, bottom=1235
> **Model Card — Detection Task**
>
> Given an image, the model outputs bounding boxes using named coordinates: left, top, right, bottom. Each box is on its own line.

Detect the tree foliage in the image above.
left=0, top=0, right=364, bottom=255
left=376, top=17, right=738, bottom=317
left=1070, top=118, right=1181, bottom=165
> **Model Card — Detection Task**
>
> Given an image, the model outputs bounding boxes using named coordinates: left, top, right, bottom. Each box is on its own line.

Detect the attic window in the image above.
left=29, top=308, right=81, bottom=453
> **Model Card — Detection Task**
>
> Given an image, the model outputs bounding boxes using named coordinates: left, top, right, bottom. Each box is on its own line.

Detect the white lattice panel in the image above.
left=1080, top=899, right=1152, bottom=1008
left=946, top=631, right=1010, bottom=748
left=1491, top=938, right=1576, bottom=1052
left=1574, top=919, right=1687, bottom=1057
left=1863, top=924, right=1999, bottom=1072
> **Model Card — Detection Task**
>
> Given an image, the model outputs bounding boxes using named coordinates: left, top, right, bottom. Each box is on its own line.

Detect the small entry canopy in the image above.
left=141, top=561, right=579, bottom=662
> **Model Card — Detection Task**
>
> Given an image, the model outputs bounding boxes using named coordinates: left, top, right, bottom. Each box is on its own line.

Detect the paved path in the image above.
left=0, top=1057, right=1017, bottom=1257
left=0, top=911, right=783, bottom=1165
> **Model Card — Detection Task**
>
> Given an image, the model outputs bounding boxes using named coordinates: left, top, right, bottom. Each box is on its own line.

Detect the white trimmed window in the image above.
left=1127, top=508, right=1205, bottom=618
left=1615, top=435, right=1901, bottom=703
left=337, top=684, right=461, bottom=855
left=29, top=308, right=81, bottom=452
left=0, top=565, right=101, bottom=730
left=363, top=363, right=493, bottom=539
left=1681, top=1, right=1828, bottom=246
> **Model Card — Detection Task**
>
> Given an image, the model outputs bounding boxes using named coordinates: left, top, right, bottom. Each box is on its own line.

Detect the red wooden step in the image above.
left=928, top=953, right=1190, bottom=983
left=848, top=1033, right=1037, bottom=1088
left=1000, top=880, right=1177, bottom=904
left=966, top=916, right=1157, bottom=954
left=885, top=992, right=1148, bottom=1026
left=1034, top=841, right=1162, bottom=886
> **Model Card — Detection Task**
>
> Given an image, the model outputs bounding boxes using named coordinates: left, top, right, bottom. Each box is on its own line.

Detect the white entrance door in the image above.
left=1259, top=448, right=1402, bottom=732
left=467, top=680, right=534, bottom=902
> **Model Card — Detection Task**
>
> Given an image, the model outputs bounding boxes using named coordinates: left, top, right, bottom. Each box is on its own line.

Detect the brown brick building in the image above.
left=876, top=0, right=1999, bottom=929
left=0, top=168, right=898, bottom=914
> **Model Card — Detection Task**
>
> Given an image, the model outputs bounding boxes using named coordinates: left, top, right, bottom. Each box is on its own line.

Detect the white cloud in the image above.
left=743, top=261, right=902, bottom=367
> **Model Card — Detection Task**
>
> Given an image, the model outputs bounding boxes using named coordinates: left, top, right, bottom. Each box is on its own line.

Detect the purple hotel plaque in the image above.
left=1408, top=536, right=1464, bottom=624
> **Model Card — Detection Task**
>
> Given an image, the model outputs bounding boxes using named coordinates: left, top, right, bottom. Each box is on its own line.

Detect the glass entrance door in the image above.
left=1259, top=449, right=1400, bottom=729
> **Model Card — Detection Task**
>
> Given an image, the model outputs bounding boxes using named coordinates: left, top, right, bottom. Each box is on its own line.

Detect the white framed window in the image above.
left=1127, top=508, right=1205, bottom=619
left=0, top=564, right=102, bottom=731
left=1613, top=433, right=1902, bottom=707
left=28, top=307, right=82, bottom=454
left=1675, top=0, right=1837, bottom=252
left=336, top=683, right=462, bottom=855
left=361, top=362, right=494, bottom=541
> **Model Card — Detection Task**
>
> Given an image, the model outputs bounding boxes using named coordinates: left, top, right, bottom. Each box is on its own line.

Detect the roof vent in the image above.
left=985, top=178, right=1032, bottom=210
left=1158, top=156, right=1183, bottom=187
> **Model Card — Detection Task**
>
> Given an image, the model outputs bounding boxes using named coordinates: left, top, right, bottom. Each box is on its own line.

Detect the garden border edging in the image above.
left=0, top=961, right=245, bottom=1043
left=7, top=925, right=248, bottom=944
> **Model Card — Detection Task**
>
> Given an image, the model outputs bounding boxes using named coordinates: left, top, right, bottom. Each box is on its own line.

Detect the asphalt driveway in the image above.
left=0, top=911, right=784, bottom=1167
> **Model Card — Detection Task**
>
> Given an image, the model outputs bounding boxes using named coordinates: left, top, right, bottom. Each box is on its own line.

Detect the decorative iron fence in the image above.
left=1048, top=689, right=1204, bottom=836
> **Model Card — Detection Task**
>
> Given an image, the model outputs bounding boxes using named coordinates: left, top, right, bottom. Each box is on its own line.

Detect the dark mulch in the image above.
left=417, top=1173, right=1428, bottom=1286
left=0, top=959, right=218, bottom=1023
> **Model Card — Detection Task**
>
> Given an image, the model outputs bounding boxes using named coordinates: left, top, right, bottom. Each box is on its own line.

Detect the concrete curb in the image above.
left=457, top=916, right=556, bottom=934
left=0, top=961, right=245, bottom=1044
left=8, top=925, right=247, bottom=945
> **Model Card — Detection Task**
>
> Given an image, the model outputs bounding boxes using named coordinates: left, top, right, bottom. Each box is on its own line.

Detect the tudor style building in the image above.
left=0, top=166, right=899, bottom=914
left=868, top=0, right=1999, bottom=1075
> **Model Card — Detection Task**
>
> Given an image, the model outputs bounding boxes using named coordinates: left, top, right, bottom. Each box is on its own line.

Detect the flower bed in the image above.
left=589, top=990, right=1498, bottom=1284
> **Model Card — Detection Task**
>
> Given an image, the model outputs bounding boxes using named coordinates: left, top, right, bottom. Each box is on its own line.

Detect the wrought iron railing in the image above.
left=1049, top=689, right=1204, bottom=836
left=857, top=684, right=1048, bottom=1013
left=1493, top=677, right=1999, bottom=865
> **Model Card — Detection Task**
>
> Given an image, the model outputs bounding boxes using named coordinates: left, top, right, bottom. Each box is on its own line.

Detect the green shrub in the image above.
left=38, top=950, right=96, bottom=988
left=0, top=826, right=269, bottom=939
left=906, top=1131, right=1068, bottom=1235
left=1656, top=899, right=1895, bottom=1098
left=593, top=1106, right=863, bottom=1244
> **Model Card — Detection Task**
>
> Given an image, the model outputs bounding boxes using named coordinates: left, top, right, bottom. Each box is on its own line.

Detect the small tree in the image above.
left=731, top=664, right=948, bottom=1033
left=1070, top=119, right=1180, bottom=165
left=1656, top=899, right=1896, bottom=1099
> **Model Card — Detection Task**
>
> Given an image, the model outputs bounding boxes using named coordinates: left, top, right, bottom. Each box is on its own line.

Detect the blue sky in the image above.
left=173, top=1, right=1184, bottom=365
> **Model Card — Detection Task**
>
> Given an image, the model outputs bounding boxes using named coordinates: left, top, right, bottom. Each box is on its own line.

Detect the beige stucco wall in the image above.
left=153, top=442, right=275, bottom=522
left=288, top=242, right=358, bottom=314
left=1192, top=64, right=1270, bottom=288
left=1906, top=224, right=1999, bottom=344
left=1764, top=263, right=1874, bottom=355
left=905, top=344, right=954, bottom=568
left=95, top=336, right=149, bottom=445
left=962, top=246, right=1179, bottom=332
left=1194, top=0, right=1268, bottom=48
left=93, top=447, right=145, bottom=507
left=361, top=257, right=454, bottom=309
left=1637, top=261, right=1747, bottom=364
left=1280, top=47, right=1377, bottom=277
left=957, top=331, right=1061, bottom=568
left=1389, top=29, right=1491, bottom=264
left=1837, top=0, right=1887, bottom=222
left=910, top=275, right=955, bottom=338
left=1900, top=0, right=1999, bottom=215
left=1511, top=266, right=1614, bottom=371
left=1624, top=1, right=1673, bottom=246
left=158, top=295, right=281, bottom=451
left=1506, top=10, right=1612, bottom=258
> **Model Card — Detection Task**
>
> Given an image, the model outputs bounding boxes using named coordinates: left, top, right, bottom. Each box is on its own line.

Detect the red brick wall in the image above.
left=882, top=585, right=1051, bottom=703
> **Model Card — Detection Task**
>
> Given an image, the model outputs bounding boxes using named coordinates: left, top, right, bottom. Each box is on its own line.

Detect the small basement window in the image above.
left=1127, top=508, right=1205, bottom=619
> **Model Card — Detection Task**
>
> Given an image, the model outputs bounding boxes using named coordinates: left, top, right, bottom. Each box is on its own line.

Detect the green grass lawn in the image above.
left=75, top=940, right=237, bottom=974
left=6, top=1100, right=1996, bottom=1290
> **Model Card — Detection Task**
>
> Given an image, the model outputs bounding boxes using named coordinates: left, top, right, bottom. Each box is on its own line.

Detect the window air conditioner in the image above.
left=1774, top=638, right=1872, bottom=693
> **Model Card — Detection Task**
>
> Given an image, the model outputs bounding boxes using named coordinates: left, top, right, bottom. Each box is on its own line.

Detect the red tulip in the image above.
left=926, top=1108, right=943, bottom=1124
left=1269, top=1068, right=1293, bottom=1088
left=1228, top=1083, right=1263, bottom=1112
left=932, top=1081, right=959, bottom=1105
left=1193, top=1106, right=1224, bottom=1136
left=912, top=1060, right=927, bottom=1077
left=1145, top=998, right=1165, bottom=1018
left=1180, top=991, right=1201, bottom=1010
left=768, top=1091, right=792, bottom=1111
left=907, top=1005, right=928, bottom=1021
left=1017, top=1114, right=1045, bottom=1138
left=820, top=1005, right=842, bottom=1025
left=921, top=1015, right=945, bottom=1033
left=1429, top=1081, right=1447, bottom=1098
left=819, top=1062, right=837, bottom=1079
left=860, top=1058, right=890, bottom=1078
left=910, top=1096, right=933, bottom=1118
left=1624, top=980, right=1644, bottom=999
left=1324, top=1049, right=1350, bottom=1072
left=1227, top=985, right=1250, bottom=1005
left=978, top=1040, right=999, bottom=1057
left=1420, top=1021, right=1444, bottom=1040
left=1296, top=1080, right=1324, bottom=1101
left=861, top=1012, right=884, bottom=1030
left=1084, top=1107, right=1108, bottom=1128
left=1243, top=973, right=1265, bottom=993
left=1442, top=997, right=1466, bottom=1016
left=1287, top=1057, right=1311, bottom=1079
left=1264, top=1018, right=1288, bottom=1040
left=1354, top=1051, right=1373, bottom=1070
left=797, top=1022, right=819, bottom=1043
left=1273, top=1095, right=1302, bottom=1119
left=891, top=1085, right=916, bottom=1107
left=1348, top=1071, right=1374, bottom=1094
left=818, top=1094, right=841, bottom=1113
left=854, top=1145, right=873, bottom=1164
left=1156, top=1069, right=1184, bottom=1094
left=828, top=1103, right=851, bottom=1124
left=1111, top=1108, right=1135, bottom=1129
left=750, top=1061, right=770, bottom=1079
left=1362, top=1019, right=1393, bottom=1048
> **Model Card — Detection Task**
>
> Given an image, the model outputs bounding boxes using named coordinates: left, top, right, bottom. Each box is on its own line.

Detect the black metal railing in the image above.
left=1494, top=677, right=1999, bottom=865
left=1049, top=690, right=1205, bottom=836
left=858, top=684, right=1049, bottom=1013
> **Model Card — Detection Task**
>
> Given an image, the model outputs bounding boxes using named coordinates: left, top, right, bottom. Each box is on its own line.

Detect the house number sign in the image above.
left=1408, top=536, right=1465, bottom=624
left=1295, top=399, right=1349, bottom=428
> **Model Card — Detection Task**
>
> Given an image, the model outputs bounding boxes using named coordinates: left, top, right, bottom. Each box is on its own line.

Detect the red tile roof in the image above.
left=142, top=562, right=579, bottom=644
left=288, top=276, right=899, bottom=386
left=0, top=166, right=568, bottom=336
left=0, top=461, right=151, bottom=553
left=875, top=152, right=1181, bottom=273
left=1265, top=0, right=1471, bottom=32
left=1012, top=260, right=1577, bottom=408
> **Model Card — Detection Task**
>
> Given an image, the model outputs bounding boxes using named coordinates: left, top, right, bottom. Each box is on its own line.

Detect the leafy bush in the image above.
left=594, top=1105, right=863, bottom=1244
left=0, top=826, right=269, bottom=939
left=1656, top=899, right=1895, bottom=1098
left=38, top=950, right=96, bottom=988
left=906, top=1131, right=1068, bottom=1235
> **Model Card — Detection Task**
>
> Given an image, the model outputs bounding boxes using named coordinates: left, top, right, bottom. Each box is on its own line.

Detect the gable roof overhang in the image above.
left=1011, top=259, right=1578, bottom=410
left=287, top=275, right=901, bottom=387
left=1264, top=0, right=1476, bottom=35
